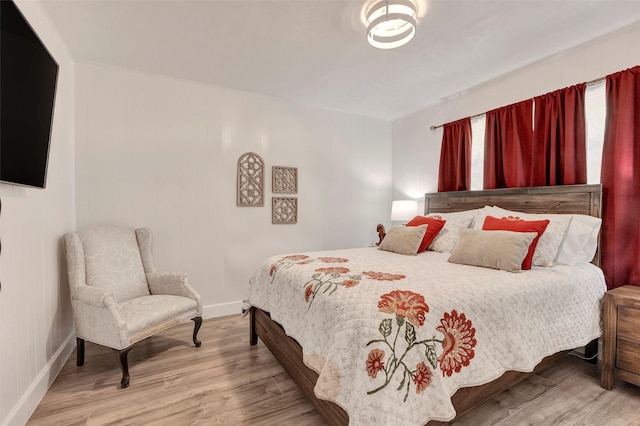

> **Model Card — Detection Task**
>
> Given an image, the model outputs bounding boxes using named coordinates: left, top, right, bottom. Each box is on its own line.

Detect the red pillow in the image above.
left=406, top=216, right=447, bottom=252
left=482, top=215, right=550, bottom=270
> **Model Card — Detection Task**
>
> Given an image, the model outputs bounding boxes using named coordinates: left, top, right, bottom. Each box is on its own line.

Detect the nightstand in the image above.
left=601, top=285, right=640, bottom=390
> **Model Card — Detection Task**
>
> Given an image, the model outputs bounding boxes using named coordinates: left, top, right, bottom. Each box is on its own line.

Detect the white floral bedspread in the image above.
left=248, top=247, right=606, bottom=425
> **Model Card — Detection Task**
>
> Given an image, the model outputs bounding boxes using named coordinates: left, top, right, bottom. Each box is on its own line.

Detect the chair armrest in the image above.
left=74, top=285, right=118, bottom=309
left=71, top=285, right=130, bottom=349
left=146, top=272, right=200, bottom=303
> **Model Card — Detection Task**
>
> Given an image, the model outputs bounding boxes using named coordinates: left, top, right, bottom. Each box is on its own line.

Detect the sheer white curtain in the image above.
left=470, top=115, right=486, bottom=190
left=585, top=80, right=606, bottom=184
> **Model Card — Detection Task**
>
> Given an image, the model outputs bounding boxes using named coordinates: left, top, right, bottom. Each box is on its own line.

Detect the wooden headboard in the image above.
left=424, top=184, right=603, bottom=266
left=425, top=184, right=601, bottom=217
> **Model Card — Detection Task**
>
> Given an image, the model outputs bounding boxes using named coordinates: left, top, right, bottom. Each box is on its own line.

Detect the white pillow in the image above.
left=469, top=206, right=494, bottom=228
left=448, top=228, right=537, bottom=272
left=475, top=206, right=571, bottom=266
left=378, top=225, right=427, bottom=255
left=425, top=210, right=476, bottom=253
left=555, top=214, right=601, bottom=265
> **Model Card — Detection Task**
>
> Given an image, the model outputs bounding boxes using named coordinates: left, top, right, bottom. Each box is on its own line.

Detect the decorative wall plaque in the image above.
left=237, top=152, right=264, bottom=206
left=272, top=197, right=297, bottom=224
left=272, top=166, right=298, bottom=193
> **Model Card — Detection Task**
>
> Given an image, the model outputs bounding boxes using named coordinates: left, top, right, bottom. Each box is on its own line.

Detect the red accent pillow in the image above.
left=406, top=216, right=447, bottom=252
left=482, top=215, right=550, bottom=270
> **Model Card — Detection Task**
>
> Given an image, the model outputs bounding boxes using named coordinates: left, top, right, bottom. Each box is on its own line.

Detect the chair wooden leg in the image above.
left=191, top=316, right=202, bottom=347
left=113, top=347, right=132, bottom=388
left=249, top=307, right=258, bottom=346
left=585, top=338, right=599, bottom=364
left=76, top=338, right=85, bottom=366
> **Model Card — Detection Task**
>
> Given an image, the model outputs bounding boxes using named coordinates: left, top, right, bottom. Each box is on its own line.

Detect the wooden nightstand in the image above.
left=601, top=285, right=640, bottom=390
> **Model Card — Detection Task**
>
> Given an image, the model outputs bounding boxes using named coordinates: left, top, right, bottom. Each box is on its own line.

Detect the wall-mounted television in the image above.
left=1, top=0, right=59, bottom=189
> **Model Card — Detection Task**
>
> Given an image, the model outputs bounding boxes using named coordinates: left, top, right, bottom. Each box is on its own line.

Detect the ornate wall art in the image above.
left=272, top=166, right=298, bottom=193
left=272, top=197, right=297, bottom=224
left=237, top=152, right=264, bottom=206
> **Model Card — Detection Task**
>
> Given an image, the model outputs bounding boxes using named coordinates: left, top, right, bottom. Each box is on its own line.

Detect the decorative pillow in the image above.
left=475, top=206, right=571, bottom=266
left=482, top=215, right=550, bottom=270
left=378, top=225, right=427, bottom=256
left=448, top=228, right=537, bottom=272
left=406, top=216, right=446, bottom=252
left=449, top=229, right=538, bottom=272
left=555, top=214, right=602, bottom=265
left=425, top=211, right=476, bottom=253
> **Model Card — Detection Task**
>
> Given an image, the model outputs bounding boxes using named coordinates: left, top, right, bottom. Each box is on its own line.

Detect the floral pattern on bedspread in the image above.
left=248, top=247, right=606, bottom=425
left=304, top=269, right=407, bottom=307
left=304, top=266, right=362, bottom=307
left=367, top=290, right=477, bottom=402
left=269, top=253, right=407, bottom=307
left=269, top=254, right=342, bottom=282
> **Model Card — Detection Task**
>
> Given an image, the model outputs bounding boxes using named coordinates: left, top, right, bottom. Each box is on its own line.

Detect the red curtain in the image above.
left=483, top=100, right=534, bottom=189
left=600, top=66, right=640, bottom=289
left=532, top=84, right=587, bottom=186
left=438, top=118, right=472, bottom=192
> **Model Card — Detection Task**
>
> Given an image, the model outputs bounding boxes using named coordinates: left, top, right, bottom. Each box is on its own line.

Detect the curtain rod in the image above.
left=429, top=75, right=606, bottom=131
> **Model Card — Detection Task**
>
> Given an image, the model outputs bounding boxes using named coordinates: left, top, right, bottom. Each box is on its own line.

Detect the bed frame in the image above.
left=250, top=184, right=602, bottom=425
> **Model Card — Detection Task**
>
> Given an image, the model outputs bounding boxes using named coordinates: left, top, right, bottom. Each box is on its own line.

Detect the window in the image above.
left=470, top=115, right=485, bottom=190
left=468, top=82, right=606, bottom=188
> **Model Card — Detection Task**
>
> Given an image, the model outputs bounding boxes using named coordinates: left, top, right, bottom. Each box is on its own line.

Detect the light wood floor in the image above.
left=29, top=315, right=640, bottom=425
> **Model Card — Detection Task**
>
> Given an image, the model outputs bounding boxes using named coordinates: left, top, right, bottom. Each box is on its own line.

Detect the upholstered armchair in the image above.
left=63, top=225, right=202, bottom=388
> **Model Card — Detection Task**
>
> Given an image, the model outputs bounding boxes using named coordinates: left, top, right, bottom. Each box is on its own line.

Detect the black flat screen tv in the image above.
left=1, top=0, right=59, bottom=189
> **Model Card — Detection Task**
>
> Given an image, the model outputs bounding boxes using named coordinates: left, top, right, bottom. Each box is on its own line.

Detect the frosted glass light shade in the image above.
left=391, top=199, right=418, bottom=221
left=366, top=0, right=417, bottom=49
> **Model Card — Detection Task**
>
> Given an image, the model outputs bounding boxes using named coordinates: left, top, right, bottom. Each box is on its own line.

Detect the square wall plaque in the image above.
left=272, top=197, right=297, bottom=224
left=272, top=166, right=298, bottom=193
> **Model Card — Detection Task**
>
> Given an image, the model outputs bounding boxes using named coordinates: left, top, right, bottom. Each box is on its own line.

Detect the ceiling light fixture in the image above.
left=366, top=0, right=417, bottom=49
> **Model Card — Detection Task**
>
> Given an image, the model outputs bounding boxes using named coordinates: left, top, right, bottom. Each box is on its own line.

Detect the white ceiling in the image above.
left=41, top=0, right=640, bottom=121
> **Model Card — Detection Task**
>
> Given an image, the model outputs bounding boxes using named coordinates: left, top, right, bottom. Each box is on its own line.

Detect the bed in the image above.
left=248, top=184, right=605, bottom=425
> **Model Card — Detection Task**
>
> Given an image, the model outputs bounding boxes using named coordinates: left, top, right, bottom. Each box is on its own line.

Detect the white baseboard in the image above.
left=202, top=300, right=244, bottom=319
left=3, top=332, right=76, bottom=426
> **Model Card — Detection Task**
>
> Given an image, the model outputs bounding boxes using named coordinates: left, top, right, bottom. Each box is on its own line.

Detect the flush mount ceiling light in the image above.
left=366, top=0, right=417, bottom=49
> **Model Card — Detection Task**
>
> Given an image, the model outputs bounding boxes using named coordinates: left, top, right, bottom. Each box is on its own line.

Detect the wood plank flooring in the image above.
left=28, top=315, right=640, bottom=425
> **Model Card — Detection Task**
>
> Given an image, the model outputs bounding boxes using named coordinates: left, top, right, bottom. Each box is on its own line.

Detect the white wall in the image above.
left=392, top=22, right=640, bottom=204
left=0, top=2, right=76, bottom=425
left=75, top=61, right=392, bottom=318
